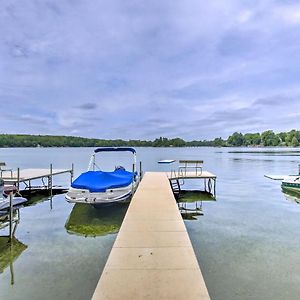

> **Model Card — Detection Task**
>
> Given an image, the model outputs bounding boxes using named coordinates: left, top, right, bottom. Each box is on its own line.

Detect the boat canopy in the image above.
left=94, top=147, right=136, bottom=154
left=71, top=169, right=135, bottom=193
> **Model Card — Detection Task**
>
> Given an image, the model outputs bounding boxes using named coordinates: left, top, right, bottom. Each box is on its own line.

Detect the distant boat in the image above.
left=158, top=159, right=176, bottom=164
left=65, top=147, right=139, bottom=206
left=281, top=177, right=300, bottom=195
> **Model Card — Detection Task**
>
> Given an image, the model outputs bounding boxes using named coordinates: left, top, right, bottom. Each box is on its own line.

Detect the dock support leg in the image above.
left=131, top=164, right=135, bottom=195
left=139, top=161, right=142, bottom=179
left=214, top=179, right=216, bottom=198
left=208, top=179, right=212, bottom=194
left=49, top=164, right=53, bottom=198
left=71, top=163, right=74, bottom=184
left=17, top=168, right=20, bottom=194
left=9, top=192, right=13, bottom=242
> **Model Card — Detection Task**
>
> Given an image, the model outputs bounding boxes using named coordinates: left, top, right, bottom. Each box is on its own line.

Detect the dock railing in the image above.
left=178, top=160, right=203, bottom=177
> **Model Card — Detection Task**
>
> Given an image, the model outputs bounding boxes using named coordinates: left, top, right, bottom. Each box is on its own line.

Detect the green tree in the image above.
left=227, top=132, right=245, bottom=146
left=261, top=130, right=280, bottom=146
left=291, top=136, right=299, bottom=147
left=244, top=133, right=261, bottom=146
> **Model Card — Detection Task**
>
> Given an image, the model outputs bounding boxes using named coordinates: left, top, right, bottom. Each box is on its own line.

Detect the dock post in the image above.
left=71, top=163, right=74, bottom=184
left=9, top=192, right=13, bottom=242
left=49, top=164, right=53, bottom=197
left=132, top=163, right=135, bottom=195
left=139, top=161, right=142, bottom=179
left=214, top=178, right=216, bottom=197
left=17, top=168, right=20, bottom=193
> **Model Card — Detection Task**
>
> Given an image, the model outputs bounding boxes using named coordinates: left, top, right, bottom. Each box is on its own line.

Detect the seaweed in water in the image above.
left=178, top=190, right=215, bottom=203
left=65, top=203, right=128, bottom=237
left=0, top=237, right=27, bottom=274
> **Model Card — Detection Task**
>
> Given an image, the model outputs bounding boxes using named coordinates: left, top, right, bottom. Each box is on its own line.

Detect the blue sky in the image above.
left=1, top=0, right=300, bottom=140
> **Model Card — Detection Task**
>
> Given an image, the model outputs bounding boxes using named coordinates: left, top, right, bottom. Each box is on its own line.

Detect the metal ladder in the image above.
left=169, top=179, right=181, bottom=198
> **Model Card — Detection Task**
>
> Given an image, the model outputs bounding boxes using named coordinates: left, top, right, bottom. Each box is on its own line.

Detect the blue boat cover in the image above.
left=71, top=169, right=135, bottom=193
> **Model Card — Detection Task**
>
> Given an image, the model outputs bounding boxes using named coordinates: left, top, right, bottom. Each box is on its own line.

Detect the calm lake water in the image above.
left=0, top=147, right=299, bottom=300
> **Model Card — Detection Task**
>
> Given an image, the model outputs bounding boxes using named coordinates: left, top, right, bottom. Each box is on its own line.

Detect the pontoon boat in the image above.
left=65, top=147, right=139, bottom=206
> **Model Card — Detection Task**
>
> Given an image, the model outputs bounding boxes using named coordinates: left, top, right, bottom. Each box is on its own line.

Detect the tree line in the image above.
left=0, top=130, right=299, bottom=148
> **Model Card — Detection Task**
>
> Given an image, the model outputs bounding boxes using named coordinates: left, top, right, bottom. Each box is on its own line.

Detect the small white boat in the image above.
left=65, top=147, right=139, bottom=206
left=0, top=179, right=27, bottom=212
left=0, top=197, right=27, bottom=211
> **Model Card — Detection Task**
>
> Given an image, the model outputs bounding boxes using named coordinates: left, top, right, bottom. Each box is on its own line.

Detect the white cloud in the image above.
left=237, top=10, right=253, bottom=23
left=274, top=4, right=300, bottom=24
left=0, top=0, right=299, bottom=139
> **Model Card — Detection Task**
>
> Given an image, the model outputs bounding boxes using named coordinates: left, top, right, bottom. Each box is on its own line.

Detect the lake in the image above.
left=0, top=147, right=299, bottom=300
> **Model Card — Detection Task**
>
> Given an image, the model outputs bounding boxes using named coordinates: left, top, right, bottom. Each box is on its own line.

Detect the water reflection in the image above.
left=282, top=187, right=300, bottom=204
left=178, top=191, right=216, bottom=220
left=0, top=237, right=27, bottom=284
left=23, top=189, right=66, bottom=207
left=65, top=203, right=128, bottom=237
left=178, top=190, right=216, bottom=202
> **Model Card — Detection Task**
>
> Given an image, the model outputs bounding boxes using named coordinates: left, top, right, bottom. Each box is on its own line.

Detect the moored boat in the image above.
left=0, top=179, right=27, bottom=212
left=281, top=177, right=300, bottom=194
left=65, top=147, right=139, bottom=206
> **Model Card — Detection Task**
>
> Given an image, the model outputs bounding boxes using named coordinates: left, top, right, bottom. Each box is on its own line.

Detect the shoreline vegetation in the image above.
left=0, top=130, right=299, bottom=148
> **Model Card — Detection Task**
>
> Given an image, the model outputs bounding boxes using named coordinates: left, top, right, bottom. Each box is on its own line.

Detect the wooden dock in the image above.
left=92, top=172, right=210, bottom=300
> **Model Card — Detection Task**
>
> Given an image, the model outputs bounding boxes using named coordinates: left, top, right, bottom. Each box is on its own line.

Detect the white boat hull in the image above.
left=65, top=181, right=138, bottom=205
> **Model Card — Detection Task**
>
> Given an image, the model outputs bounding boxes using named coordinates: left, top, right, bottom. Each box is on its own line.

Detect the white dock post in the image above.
left=17, top=168, right=20, bottom=193
left=9, top=192, right=13, bottom=242
left=71, top=163, right=74, bottom=184
left=131, top=163, right=135, bottom=195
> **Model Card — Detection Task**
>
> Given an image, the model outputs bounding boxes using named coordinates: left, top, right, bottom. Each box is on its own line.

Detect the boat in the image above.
left=0, top=197, right=27, bottom=211
left=0, top=179, right=27, bottom=212
left=65, top=147, right=139, bottom=206
left=281, top=176, right=300, bottom=196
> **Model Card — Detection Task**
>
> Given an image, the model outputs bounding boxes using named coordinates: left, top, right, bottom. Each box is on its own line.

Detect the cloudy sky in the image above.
left=0, top=0, right=300, bottom=140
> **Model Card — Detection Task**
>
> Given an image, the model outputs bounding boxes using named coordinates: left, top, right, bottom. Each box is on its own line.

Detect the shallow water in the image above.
left=0, top=147, right=299, bottom=300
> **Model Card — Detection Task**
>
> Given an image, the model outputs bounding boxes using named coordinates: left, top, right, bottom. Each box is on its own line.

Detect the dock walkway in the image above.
left=1, top=168, right=72, bottom=183
left=92, top=172, right=210, bottom=300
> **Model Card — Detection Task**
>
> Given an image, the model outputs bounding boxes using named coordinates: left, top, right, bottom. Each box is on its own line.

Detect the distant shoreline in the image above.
left=0, top=130, right=299, bottom=148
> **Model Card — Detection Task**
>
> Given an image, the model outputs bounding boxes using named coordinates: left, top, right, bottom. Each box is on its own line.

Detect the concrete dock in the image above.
left=92, top=172, right=210, bottom=300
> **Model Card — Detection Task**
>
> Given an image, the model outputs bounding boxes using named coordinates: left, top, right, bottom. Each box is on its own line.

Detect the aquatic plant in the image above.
left=0, top=237, right=27, bottom=274
left=65, top=203, right=128, bottom=237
